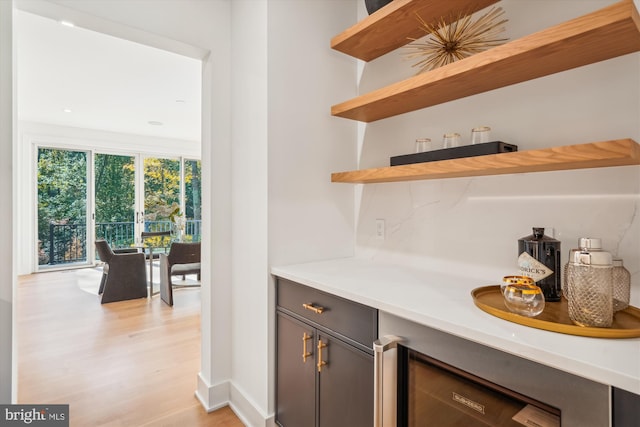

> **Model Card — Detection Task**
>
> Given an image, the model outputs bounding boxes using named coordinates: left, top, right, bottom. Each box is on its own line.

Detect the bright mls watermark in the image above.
left=1, top=405, right=69, bottom=426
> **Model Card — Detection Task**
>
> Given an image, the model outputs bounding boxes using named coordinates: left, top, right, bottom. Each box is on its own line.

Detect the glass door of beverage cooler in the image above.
left=404, top=349, right=561, bottom=427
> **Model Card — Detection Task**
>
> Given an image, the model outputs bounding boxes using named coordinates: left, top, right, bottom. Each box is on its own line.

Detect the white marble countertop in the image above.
left=271, top=257, right=640, bottom=395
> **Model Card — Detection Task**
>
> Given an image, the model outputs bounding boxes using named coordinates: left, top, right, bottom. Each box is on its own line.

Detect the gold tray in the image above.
left=471, top=285, right=640, bottom=338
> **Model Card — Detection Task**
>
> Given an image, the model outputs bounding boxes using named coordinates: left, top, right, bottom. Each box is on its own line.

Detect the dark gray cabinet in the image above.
left=275, top=278, right=377, bottom=427
left=276, top=312, right=315, bottom=427
left=613, top=387, right=640, bottom=427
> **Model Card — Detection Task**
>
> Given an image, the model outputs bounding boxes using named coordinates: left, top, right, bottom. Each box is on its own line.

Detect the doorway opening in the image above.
left=18, top=8, right=203, bottom=273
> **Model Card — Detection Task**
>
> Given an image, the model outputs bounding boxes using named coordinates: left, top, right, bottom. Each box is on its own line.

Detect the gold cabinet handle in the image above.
left=302, top=332, right=312, bottom=363
left=302, top=303, right=324, bottom=314
left=317, top=339, right=327, bottom=372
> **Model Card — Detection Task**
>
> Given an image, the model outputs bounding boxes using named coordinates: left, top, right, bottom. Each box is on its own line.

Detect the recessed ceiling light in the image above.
left=148, top=121, right=163, bottom=126
left=59, top=20, right=75, bottom=28
left=62, top=108, right=72, bottom=113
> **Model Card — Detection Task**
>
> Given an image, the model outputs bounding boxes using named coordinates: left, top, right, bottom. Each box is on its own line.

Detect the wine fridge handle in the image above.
left=373, top=335, right=403, bottom=427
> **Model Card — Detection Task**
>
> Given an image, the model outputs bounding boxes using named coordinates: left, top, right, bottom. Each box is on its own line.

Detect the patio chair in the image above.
left=159, top=242, right=201, bottom=306
left=95, top=239, right=148, bottom=304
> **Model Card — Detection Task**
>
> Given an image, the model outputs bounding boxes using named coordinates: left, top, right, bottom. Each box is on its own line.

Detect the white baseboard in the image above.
left=195, top=374, right=275, bottom=427
left=195, top=373, right=230, bottom=412
left=229, top=382, right=275, bottom=427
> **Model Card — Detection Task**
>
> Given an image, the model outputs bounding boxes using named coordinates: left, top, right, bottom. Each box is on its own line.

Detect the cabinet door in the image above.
left=613, top=387, right=640, bottom=427
left=276, top=312, right=316, bottom=427
left=318, top=333, right=374, bottom=427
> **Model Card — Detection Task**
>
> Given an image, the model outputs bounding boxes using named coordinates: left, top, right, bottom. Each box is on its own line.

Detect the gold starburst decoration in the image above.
left=404, top=7, right=508, bottom=74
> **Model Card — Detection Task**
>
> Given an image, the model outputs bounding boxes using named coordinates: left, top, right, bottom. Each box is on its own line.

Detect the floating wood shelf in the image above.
left=330, top=0, right=499, bottom=62
left=331, top=139, right=640, bottom=184
left=331, top=0, right=640, bottom=122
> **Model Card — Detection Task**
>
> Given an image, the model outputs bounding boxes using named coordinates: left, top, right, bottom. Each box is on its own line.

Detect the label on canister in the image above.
left=518, top=252, right=553, bottom=282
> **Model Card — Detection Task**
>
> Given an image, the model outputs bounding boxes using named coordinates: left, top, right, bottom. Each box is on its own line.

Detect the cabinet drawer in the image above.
left=277, top=278, right=377, bottom=348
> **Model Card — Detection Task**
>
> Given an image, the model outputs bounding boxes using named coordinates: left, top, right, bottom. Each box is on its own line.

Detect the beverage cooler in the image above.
left=375, top=312, right=610, bottom=427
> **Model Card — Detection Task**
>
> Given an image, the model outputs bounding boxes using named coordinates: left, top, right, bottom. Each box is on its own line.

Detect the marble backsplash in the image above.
left=354, top=166, right=640, bottom=307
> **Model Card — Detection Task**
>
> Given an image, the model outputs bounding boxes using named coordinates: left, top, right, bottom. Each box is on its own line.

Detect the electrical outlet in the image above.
left=376, top=219, right=385, bottom=240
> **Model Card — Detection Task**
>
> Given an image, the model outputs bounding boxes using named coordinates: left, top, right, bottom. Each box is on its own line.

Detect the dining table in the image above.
left=137, top=231, right=172, bottom=296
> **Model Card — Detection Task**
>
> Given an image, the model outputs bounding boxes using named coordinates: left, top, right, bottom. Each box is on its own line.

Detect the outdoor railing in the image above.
left=42, top=222, right=87, bottom=266
left=39, top=220, right=202, bottom=266
left=98, top=221, right=138, bottom=249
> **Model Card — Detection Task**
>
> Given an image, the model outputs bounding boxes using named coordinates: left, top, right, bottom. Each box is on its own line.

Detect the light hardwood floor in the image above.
left=16, top=268, right=245, bottom=427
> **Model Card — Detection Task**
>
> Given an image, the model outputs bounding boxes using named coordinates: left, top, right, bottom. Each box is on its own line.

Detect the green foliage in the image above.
left=94, top=154, right=135, bottom=223
left=185, top=159, right=201, bottom=220
left=143, top=157, right=180, bottom=221
left=37, top=148, right=87, bottom=243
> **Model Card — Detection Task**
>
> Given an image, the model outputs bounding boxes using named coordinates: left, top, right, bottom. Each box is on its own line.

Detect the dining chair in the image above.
left=95, top=239, right=147, bottom=304
left=159, top=242, right=201, bottom=306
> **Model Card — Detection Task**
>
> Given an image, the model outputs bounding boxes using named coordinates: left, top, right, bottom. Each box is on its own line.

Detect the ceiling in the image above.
left=16, top=10, right=202, bottom=142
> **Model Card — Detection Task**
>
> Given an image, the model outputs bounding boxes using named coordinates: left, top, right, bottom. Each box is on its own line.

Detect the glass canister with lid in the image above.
left=612, top=258, right=631, bottom=312
left=566, top=237, right=614, bottom=327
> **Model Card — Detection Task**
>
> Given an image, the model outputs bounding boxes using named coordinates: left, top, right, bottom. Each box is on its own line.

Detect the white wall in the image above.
left=354, top=0, right=640, bottom=306
left=267, top=0, right=357, bottom=267
left=230, top=0, right=357, bottom=423
left=229, top=1, right=269, bottom=424
left=0, top=0, right=16, bottom=404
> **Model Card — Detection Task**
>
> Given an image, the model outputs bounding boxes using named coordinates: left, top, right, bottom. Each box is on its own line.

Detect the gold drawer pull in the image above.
left=302, top=332, right=312, bottom=363
left=302, top=303, right=324, bottom=314
left=317, top=339, right=327, bottom=372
